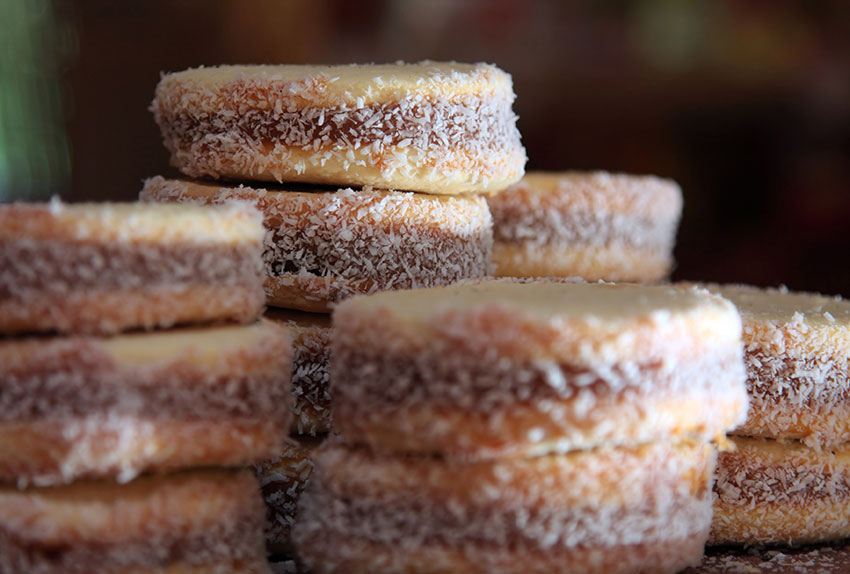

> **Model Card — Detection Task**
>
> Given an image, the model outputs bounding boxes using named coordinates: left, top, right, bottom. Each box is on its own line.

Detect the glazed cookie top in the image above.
left=0, top=200, right=264, bottom=245
left=335, top=281, right=741, bottom=363
left=0, top=319, right=288, bottom=370
left=703, top=284, right=850, bottom=359
left=156, top=62, right=514, bottom=107
left=141, top=177, right=491, bottom=232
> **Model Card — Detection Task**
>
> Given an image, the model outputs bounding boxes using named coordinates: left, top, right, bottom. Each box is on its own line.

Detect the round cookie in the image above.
left=294, top=441, right=716, bottom=574
left=0, top=469, right=269, bottom=574
left=0, top=320, right=292, bottom=486
left=142, top=177, right=493, bottom=312
left=0, top=200, right=265, bottom=336
left=331, top=280, right=747, bottom=460
left=151, top=62, right=525, bottom=194
left=255, top=435, right=323, bottom=556
left=711, top=436, right=850, bottom=546
left=487, top=172, right=682, bottom=282
left=265, top=308, right=332, bottom=434
left=699, top=284, right=850, bottom=447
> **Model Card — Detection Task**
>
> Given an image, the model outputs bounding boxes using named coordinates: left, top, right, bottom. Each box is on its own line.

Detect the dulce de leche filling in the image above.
left=159, top=92, right=520, bottom=162
left=332, top=344, right=745, bottom=458
left=714, top=438, right=850, bottom=508
left=0, top=238, right=263, bottom=298
left=732, top=349, right=850, bottom=444
left=0, top=469, right=269, bottom=573
left=0, top=323, right=290, bottom=423
left=300, top=442, right=714, bottom=550
left=334, top=343, right=745, bottom=412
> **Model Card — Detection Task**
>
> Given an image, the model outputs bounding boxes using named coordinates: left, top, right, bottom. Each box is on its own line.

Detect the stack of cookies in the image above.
left=696, top=285, right=850, bottom=547
left=0, top=200, right=292, bottom=572
left=143, top=61, right=526, bottom=556
left=294, top=280, right=749, bottom=573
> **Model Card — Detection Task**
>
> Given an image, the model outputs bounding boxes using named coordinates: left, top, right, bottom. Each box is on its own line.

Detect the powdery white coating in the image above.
left=487, top=171, right=682, bottom=281
left=0, top=200, right=266, bottom=335
left=686, top=545, right=850, bottom=574
left=255, top=435, right=323, bottom=555
left=699, top=284, right=850, bottom=447
left=293, top=441, right=714, bottom=573
left=0, top=469, right=271, bottom=574
left=265, top=308, right=332, bottom=434
left=151, top=62, right=526, bottom=194
left=0, top=320, right=292, bottom=485
left=331, top=281, right=747, bottom=458
left=711, top=437, right=850, bottom=546
left=142, top=177, right=493, bottom=311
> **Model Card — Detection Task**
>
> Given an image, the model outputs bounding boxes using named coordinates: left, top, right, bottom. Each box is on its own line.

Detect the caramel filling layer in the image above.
left=289, top=329, right=332, bottom=434
left=0, top=239, right=262, bottom=298
left=0, top=340, right=287, bottom=422
left=160, top=93, right=520, bottom=158
left=740, top=349, right=850, bottom=419
left=334, top=346, right=743, bottom=410
left=1, top=507, right=265, bottom=573
left=714, top=445, right=850, bottom=507
left=491, top=209, right=676, bottom=250
left=265, top=224, right=490, bottom=285
left=302, top=443, right=713, bottom=551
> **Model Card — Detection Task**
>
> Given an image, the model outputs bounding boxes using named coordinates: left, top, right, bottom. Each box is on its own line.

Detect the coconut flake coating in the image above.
left=332, top=281, right=747, bottom=459
left=141, top=177, right=493, bottom=312
left=698, top=284, right=850, bottom=447
left=0, top=200, right=266, bottom=335
left=711, top=436, right=850, bottom=546
left=255, top=435, right=323, bottom=556
left=487, top=172, right=682, bottom=282
left=0, top=469, right=271, bottom=574
left=0, top=320, right=292, bottom=485
left=293, top=441, right=714, bottom=573
left=151, top=62, right=525, bottom=194
left=686, top=544, right=850, bottom=574
left=265, top=308, right=332, bottom=434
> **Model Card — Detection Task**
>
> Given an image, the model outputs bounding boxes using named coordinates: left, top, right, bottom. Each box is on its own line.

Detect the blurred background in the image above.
left=1, top=0, right=849, bottom=295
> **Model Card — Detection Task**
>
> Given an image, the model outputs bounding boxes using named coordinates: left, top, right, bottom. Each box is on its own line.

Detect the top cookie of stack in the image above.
left=152, top=62, right=525, bottom=194
left=148, top=62, right=525, bottom=313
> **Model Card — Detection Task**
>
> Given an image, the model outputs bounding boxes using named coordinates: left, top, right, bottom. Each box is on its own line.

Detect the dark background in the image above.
left=3, top=0, right=849, bottom=296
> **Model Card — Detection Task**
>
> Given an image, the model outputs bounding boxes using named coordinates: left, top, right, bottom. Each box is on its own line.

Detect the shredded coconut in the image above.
left=141, top=177, right=493, bottom=311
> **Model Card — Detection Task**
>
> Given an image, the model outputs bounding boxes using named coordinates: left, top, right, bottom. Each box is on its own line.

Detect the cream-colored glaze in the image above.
left=710, top=284, right=850, bottom=328
left=0, top=200, right=264, bottom=244
left=100, top=321, right=273, bottom=366
left=343, top=281, right=740, bottom=346
left=160, top=62, right=512, bottom=106
left=0, top=320, right=278, bottom=369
